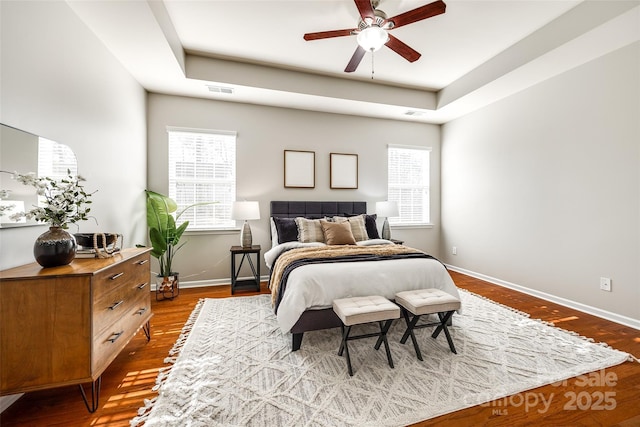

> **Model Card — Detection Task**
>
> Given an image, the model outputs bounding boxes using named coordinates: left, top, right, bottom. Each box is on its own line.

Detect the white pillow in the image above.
left=270, top=217, right=279, bottom=248
left=264, top=241, right=326, bottom=269
left=356, top=239, right=394, bottom=246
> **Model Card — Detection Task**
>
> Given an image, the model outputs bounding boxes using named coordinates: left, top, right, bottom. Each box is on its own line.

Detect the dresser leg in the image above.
left=143, top=321, right=151, bottom=341
left=78, top=376, right=101, bottom=413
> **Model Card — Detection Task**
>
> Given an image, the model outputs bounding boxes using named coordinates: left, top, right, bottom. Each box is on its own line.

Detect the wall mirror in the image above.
left=0, top=124, right=78, bottom=228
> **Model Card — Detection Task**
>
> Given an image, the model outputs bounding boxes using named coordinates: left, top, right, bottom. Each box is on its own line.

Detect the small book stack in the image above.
left=75, top=247, right=121, bottom=258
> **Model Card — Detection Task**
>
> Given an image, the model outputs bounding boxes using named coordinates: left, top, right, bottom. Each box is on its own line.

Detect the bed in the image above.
left=266, top=201, right=459, bottom=351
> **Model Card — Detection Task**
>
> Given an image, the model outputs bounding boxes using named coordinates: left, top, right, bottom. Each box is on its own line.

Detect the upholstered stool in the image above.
left=332, top=296, right=400, bottom=376
left=395, top=289, right=461, bottom=360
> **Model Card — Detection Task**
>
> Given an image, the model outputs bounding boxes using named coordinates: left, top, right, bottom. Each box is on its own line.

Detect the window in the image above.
left=168, top=128, right=236, bottom=230
left=387, top=145, right=430, bottom=225
left=37, top=138, right=78, bottom=209
left=38, top=138, right=77, bottom=178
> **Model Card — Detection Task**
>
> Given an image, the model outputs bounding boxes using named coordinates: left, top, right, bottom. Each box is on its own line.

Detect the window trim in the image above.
left=166, top=126, right=237, bottom=138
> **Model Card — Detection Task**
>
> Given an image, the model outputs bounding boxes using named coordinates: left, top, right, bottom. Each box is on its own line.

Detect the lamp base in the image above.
left=240, top=221, right=253, bottom=247
left=381, top=218, right=391, bottom=240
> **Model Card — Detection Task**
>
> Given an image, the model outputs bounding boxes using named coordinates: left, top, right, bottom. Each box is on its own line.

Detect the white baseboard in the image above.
left=0, top=394, right=22, bottom=413
left=446, top=264, right=640, bottom=330
left=163, top=271, right=640, bottom=331
left=152, top=276, right=269, bottom=291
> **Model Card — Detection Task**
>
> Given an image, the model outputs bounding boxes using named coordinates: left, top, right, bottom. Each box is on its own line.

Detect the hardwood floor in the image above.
left=1, top=271, right=638, bottom=426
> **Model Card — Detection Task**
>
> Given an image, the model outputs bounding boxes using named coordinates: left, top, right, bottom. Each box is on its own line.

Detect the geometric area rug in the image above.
left=131, top=290, right=630, bottom=427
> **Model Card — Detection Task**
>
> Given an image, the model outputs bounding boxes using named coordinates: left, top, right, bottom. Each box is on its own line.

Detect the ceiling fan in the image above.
left=303, top=0, right=446, bottom=73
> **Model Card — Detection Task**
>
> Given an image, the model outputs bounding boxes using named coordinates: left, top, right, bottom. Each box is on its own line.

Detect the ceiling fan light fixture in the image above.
left=357, top=25, right=388, bottom=52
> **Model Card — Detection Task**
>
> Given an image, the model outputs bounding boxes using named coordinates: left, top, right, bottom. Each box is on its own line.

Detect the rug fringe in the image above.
left=130, top=298, right=207, bottom=427
left=458, top=288, right=638, bottom=363
left=458, top=288, right=532, bottom=318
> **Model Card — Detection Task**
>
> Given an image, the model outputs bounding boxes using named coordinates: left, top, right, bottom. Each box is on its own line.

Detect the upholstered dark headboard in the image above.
left=270, top=201, right=366, bottom=219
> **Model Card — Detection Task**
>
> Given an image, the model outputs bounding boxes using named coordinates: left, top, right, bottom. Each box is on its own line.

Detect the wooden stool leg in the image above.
left=339, top=325, right=354, bottom=376
left=379, top=319, right=395, bottom=369
left=400, top=310, right=421, bottom=344
left=399, top=308, right=423, bottom=361
left=432, top=311, right=457, bottom=354
left=374, top=318, right=392, bottom=350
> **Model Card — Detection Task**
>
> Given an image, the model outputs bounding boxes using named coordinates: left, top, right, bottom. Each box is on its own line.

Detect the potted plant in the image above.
left=2, top=169, right=95, bottom=267
left=145, top=190, right=214, bottom=300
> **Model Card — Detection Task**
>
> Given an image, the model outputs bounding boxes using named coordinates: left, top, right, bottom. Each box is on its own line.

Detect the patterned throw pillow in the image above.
left=333, top=214, right=368, bottom=241
left=320, top=219, right=356, bottom=245
left=295, top=217, right=326, bottom=243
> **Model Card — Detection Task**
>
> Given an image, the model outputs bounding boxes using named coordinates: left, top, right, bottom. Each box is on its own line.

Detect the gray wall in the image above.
left=0, top=1, right=147, bottom=270
left=2, top=0, right=635, bottom=327
left=440, top=43, right=640, bottom=321
left=147, top=93, right=441, bottom=282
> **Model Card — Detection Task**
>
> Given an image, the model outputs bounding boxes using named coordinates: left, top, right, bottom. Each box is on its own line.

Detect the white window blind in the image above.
left=387, top=145, right=430, bottom=225
left=168, top=128, right=236, bottom=230
left=38, top=138, right=77, bottom=178
left=37, top=138, right=78, bottom=209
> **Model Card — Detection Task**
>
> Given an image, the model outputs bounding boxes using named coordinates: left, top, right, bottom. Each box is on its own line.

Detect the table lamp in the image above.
left=375, top=201, right=399, bottom=240
left=231, top=201, right=260, bottom=247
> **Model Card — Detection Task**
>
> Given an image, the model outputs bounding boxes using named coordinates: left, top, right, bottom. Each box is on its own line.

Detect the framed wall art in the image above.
left=284, top=150, right=315, bottom=188
left=330, top=153, right=358, bottom=189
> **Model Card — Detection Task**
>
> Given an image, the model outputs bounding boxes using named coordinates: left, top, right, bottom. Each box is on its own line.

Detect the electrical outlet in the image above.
left=599, top=277, right=611, bottom=292
left=452, top=246, right=457, bottom=255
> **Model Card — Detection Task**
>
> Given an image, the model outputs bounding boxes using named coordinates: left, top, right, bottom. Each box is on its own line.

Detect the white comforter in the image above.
left=265, top=241, right=460, bottom=333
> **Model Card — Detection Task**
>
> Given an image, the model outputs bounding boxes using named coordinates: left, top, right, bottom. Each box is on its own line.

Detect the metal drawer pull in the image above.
left=137, top=282, right=148, bottom=290
left=136, top=307, right=147, bottom=316
left=137, top=259, right=149, bottom=265
left=110, top=272, right=124, bottom=280
left=107, top=331, right=124, bottom=343
left=108, top=300, right=124, bottom=310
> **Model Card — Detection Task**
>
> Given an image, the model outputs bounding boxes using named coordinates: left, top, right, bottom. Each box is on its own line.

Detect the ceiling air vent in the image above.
left=207, top=85, right=234, bottom=95
left=404, top=110, right=426, bottom=117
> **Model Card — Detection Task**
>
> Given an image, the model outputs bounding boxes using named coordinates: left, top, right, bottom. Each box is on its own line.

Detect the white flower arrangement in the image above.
left=1, top=170, right=95, bottom=228
left=0, top=190, right=15, bottom=217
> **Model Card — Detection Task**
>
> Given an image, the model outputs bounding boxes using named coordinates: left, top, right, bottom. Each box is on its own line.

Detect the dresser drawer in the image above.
left=93, top=279, right=151, bottom=335
left=93, top=253, right=150, bottom=300
left=92, top=293, right=152, bottom=374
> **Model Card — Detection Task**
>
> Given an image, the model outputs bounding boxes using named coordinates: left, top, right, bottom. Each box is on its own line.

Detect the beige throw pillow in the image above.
left=320, top=220, right=356, bottom=245
left=333, top=214, right=368, bottom=241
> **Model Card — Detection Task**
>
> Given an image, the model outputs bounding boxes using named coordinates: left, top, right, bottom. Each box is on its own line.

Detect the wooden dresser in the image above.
left=0, top=247, right=153, bottom=411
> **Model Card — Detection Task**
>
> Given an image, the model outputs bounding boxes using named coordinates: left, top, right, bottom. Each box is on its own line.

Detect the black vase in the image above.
left=34, top=226, right=77, bottom=267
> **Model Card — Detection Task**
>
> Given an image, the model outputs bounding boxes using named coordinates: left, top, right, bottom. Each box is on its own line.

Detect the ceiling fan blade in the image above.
left=345, top=46, right=366, bottom=72
left=385, top=34, right=421, bottom=62
left=354, top=0, right=376, bottom=21
left=303, top=29, right=356, bottom=41
left=386, top=0, right=446, bottom=29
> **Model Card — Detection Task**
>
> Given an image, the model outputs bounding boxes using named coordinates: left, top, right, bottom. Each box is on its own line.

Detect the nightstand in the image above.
left=230, top=245, right=261, bottom=294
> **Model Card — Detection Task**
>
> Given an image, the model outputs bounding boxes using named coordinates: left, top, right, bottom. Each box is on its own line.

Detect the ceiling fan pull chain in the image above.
left=371, top=52, right=375, bottom=79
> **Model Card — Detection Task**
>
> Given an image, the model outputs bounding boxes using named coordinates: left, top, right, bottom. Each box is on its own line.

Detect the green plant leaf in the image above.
left=149, top=227, right=167, bottom=253
left=144, top=189, right=215, bottom=277
left=173, top=220, right=189, bottom=243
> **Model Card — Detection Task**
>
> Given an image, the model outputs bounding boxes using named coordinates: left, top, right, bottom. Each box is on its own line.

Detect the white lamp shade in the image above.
left=357, top=26, right=389, bottom=52
left=231, top=201, right=260, bottom=221
left=375, top=201, right=399, bottom=218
